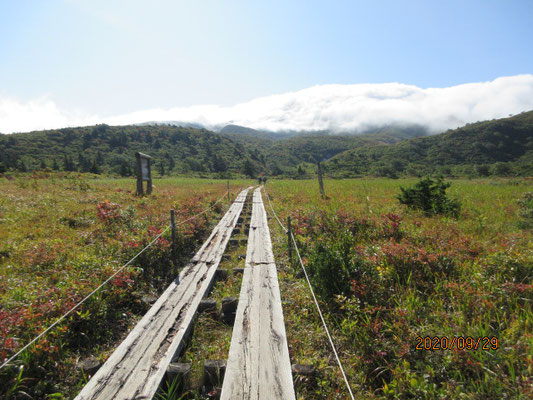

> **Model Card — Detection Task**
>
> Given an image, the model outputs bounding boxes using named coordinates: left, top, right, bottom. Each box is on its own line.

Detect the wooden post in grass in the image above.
left=227, top=180, right=230, bottom=203
left=136, top=152, right=153, bottom=196
left=287, top=216, right=292, bottom=263
left=171, top=209, right=178, bottom=282
left=317, top=162, right=325, bottom=198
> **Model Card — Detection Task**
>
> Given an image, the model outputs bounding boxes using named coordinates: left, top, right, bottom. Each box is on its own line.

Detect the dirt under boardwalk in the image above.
left=75, top=188, right=251, bottom=400
left=221, top=187, right=296, bottom=400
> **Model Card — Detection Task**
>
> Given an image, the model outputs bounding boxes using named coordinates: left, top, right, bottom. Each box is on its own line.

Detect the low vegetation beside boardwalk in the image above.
left=0, top=174, right=249, bottom=399
left=267, top=177, right=532, bottom=399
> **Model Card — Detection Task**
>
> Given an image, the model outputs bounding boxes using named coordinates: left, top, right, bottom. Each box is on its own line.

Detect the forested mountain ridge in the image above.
left=0, top=122, right=424, bottom=177
left=0, top=124, right=265, bottom=177
left=221, top=125, right=428, bottom=174
left=324, top=110, right=533, bottom=177
left=1, top=111, right=532, bottom=177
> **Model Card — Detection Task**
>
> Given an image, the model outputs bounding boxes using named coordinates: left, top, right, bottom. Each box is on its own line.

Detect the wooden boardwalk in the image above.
left=75, top=188, right=251, bottom=400
left=221, top=187, right=296, bottom=400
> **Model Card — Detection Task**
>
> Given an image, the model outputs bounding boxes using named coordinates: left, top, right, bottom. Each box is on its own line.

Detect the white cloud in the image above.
left=2, top=75, right=533, bottom=134
left=0, top=96, right=98, bottom=134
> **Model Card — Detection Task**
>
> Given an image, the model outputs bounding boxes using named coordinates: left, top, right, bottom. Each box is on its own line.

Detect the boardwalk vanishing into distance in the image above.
left=221, top=187, right=296, bottom=399
left=75, top=186, right=295, bottom=399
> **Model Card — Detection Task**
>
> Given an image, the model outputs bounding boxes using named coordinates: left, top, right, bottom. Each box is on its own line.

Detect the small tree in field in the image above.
left=397, top=176, right=461, bottom=217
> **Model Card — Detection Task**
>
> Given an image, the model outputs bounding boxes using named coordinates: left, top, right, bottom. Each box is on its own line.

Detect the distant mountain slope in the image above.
left=220, top=123, right=428, bottom=141
left=220, top=124, right=266, bottom=136
left=220, top=124, right=295, bottom=139
left=221, top=125, right=428, bottom=174
left=266, top=135, right=375, bottom=170
left=325, top=111, right=533, bottom=177
left=137, top=121, right=206, bottom=129
left=0, top=124, right=265, bottom=176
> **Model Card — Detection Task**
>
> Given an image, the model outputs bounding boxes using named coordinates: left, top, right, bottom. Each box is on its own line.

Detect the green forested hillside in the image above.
left=0, top=124, right=265, bottom=177
left=219, top=124, right=287, bottom=139
left=222, top=126, right=427, bottom=175
left=221, top=133, right=374, bottom=175
left=1, top=111, right=532, bottom=178
left=265, top=126, right=427, bottom=166
left=325, top=111, right=533, bottom=177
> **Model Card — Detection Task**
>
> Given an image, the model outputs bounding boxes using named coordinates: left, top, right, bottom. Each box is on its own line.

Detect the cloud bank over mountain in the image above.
left=0, top=96, right=98, bottom=135
left=2, top=75, right=533, bottom=134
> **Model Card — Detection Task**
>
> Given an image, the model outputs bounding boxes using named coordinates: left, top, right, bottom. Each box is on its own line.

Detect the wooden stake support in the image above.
left=317, top=162, right=325, bottom=198
left=171, top=209, right=177, bottom=281
left=287, top=216, right=292, bottom=263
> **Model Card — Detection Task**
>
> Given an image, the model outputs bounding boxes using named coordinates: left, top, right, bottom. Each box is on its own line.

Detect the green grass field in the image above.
left=266, top=177, right=532, bottom=399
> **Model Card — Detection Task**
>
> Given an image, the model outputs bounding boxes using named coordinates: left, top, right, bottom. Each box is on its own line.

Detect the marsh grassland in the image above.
left=0, top=175, right=531, bottom=399
left=267, top=178, right=532, bottom=399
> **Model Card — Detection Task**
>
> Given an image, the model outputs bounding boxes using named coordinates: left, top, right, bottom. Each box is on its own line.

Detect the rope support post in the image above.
left=171, top=209, right=177, bottom=282
left=317, top=162, right=326, bottom=199
left=287, top=216, right=292, bottom=263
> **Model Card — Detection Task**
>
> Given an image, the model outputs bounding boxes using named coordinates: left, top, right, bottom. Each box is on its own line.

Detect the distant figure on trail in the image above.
left=258, top=176, right=267, bottom=185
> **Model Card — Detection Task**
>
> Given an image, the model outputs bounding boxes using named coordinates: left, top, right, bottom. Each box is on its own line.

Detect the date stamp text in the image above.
left=415, top=336, right=499, bottom=350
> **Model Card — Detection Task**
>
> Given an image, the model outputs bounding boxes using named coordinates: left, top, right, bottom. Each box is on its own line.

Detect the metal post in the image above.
left=287, top=216, right=292, bottom=263
left=171, top=209, right=178, bottom=283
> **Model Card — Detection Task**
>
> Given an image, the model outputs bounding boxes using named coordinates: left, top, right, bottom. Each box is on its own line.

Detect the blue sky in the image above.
left=1, top=0, right=532, bottom=133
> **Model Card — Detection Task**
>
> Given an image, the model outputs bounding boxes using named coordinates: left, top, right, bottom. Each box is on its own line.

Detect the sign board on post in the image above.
left=136, top=152, right=152, bottom=195
left=141, top=158, right=150, bottom=181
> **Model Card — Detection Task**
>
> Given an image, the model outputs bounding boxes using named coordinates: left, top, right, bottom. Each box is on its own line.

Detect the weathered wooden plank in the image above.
left=221, top=187, right=295, bottom=400
left=75, top=187, right=251, bottom=400
left=246, top=191, right=274, bottom=264
left=192, top=189, right=248, bottom=263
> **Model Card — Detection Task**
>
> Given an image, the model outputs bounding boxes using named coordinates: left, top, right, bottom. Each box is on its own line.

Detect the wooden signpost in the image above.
left=136, top=152, right=152, bottom=196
